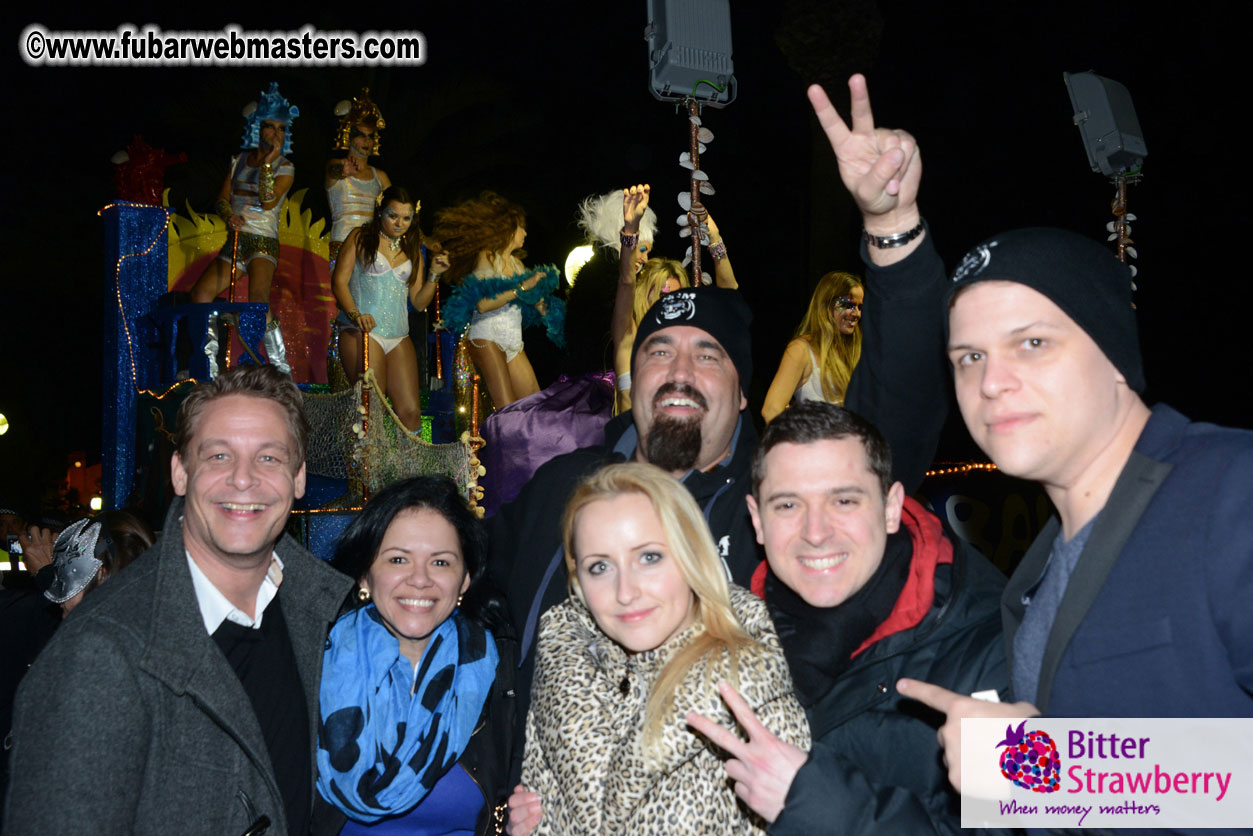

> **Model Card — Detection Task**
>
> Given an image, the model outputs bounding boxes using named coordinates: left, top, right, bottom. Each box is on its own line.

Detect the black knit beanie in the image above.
left=631, top=285, right=753, bottom=398
left=947, top=227, right=1145, bottom=392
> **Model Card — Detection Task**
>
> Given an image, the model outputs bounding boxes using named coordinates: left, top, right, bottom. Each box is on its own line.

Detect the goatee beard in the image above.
left=645, top=413, right=702, bottom=472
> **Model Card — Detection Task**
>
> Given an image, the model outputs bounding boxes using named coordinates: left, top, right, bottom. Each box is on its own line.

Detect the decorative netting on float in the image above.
left=302, top=372, right=475, bottom=504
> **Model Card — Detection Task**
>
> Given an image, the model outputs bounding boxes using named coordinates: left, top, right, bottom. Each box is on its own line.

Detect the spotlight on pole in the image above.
left=1064, top=71, right=1147, bottom=275
left=645, top=0, right=736, bottom=105
left=1064, top=71, right=1147, bottom=177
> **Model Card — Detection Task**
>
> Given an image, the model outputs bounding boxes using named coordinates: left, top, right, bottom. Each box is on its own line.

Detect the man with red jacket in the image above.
left=686, top=70, right=1009, bottom=834
left=689, top=402, right=1009, bottom=835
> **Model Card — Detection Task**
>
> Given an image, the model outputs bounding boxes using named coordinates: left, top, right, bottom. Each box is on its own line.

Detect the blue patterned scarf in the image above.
left=316, top=605, right=499, bottom=822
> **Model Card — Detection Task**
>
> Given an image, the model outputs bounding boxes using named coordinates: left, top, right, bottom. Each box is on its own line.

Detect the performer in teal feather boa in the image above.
left=434, top=193, right=565, bottom=408
left=440, top=265, right=566, bottom=352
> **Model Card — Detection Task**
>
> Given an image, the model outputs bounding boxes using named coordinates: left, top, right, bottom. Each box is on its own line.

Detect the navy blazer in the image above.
left=1003, top=404, right=1253, bottom=718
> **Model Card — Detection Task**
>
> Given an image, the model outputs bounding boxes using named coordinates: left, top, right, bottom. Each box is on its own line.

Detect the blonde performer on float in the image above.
left=612, top=185, right=738, bottom=411
left=761, top=272, right=864, bottom=424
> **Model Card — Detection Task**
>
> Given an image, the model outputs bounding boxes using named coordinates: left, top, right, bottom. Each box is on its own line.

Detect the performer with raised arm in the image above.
left=612, top=185, right=736, bottom=411
left=326, top=88, right=391, bottom=267
left=191, top=82, right=298, bottom=375
left=576, top=187, right=659, bottom=278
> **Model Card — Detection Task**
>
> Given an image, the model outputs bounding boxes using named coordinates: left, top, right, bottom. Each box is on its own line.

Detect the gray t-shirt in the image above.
left=1012, top=516, right=1097, bottom=705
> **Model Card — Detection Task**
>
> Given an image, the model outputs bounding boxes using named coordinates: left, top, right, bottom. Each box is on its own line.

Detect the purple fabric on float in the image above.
left=479, top=373, right=615, bottom=517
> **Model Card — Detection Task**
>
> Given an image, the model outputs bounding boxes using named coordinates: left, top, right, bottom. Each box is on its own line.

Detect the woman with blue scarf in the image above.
left=315, top=476, right=516, bottom=836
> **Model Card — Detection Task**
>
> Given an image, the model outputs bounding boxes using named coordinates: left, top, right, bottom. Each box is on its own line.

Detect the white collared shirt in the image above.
left=186, top=550, right=285, bottom=635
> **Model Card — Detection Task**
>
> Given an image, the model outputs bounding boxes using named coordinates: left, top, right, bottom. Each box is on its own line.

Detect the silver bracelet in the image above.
left=863, top=220, right=925, bottom=249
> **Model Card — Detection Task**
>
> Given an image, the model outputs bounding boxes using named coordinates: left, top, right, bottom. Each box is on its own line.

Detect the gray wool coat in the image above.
left=3, top=499, right=351, bottom=836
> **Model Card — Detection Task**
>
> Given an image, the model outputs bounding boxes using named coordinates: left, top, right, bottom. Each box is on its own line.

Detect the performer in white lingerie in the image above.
left=333, top=186, right=443, bottom=433
left=326, top=88, right=391, bottom=267
left=761, top=271, right=864, bottom=423
left=435, top=193, right=564, bottom=409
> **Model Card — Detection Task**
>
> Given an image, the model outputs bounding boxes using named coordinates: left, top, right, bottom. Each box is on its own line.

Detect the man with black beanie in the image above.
left=794, top=77, right=1253, bottom=806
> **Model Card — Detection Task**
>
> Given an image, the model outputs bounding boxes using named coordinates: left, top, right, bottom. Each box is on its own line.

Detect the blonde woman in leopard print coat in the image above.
left=508, top=463, right=810, bottom=836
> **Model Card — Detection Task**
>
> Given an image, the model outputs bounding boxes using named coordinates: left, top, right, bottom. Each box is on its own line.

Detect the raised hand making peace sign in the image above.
left=686, top=680, right=809, bottom=824
left=808, top=74, right=924, bottom=264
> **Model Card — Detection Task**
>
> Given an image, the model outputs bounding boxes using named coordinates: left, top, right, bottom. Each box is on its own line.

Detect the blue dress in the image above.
left=338, top=763, right=482, bottom=836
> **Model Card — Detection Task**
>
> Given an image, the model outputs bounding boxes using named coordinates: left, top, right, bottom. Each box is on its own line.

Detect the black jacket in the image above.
left=768, top=227, right=1012, bottom=834
left=771, top=538, right=1010, bottom=836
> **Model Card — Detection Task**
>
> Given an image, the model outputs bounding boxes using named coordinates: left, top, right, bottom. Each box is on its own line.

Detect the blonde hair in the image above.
left=795, top=271, right=863, bottom=402
left=561, top=462, right=755, bottom=757
left=632, top=258, right=690, bottom=327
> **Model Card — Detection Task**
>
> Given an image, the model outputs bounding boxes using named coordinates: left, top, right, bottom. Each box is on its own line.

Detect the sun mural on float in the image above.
left=165, top=189, right=335, bottom=383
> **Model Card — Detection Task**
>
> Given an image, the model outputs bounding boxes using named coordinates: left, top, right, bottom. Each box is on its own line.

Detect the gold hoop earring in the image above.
left=358, top=587, right=371, bottom=603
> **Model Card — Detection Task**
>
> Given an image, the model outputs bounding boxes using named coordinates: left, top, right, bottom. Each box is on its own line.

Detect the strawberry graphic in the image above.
left=995, top=721, right=1061, bottom=793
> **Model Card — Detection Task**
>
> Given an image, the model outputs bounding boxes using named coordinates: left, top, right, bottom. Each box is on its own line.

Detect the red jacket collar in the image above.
left=750, top=496, right=953, bottom=657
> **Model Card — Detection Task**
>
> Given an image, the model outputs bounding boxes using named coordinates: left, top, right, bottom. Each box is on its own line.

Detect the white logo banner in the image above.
left=961, top=717, right=1253, bottom=829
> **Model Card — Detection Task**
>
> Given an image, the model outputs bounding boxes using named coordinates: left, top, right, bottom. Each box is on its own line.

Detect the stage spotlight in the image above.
left=565, top=245, right=595, bottom=286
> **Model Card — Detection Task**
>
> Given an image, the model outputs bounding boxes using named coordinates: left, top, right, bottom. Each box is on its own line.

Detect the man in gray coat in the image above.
left=4, top=365, right=351, bottom=836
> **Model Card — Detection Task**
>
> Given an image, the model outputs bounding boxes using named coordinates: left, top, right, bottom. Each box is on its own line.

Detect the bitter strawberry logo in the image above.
left=996, top=721, right=1061, bottom=793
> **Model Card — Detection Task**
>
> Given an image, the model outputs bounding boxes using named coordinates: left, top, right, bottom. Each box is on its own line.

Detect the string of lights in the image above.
left=99, top=201, right=173, bottom=394
left=138, top=379, right=198, bottom=400
left=924, top=461, right=999, bottom=477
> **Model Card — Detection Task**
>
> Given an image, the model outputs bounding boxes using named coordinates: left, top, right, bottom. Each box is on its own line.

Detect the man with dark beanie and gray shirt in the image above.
left=810, top=92, right=1253, bottom=801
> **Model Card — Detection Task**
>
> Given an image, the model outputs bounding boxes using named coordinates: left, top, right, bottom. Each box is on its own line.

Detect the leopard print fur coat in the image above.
left=522, top=585, right=811, bottom=835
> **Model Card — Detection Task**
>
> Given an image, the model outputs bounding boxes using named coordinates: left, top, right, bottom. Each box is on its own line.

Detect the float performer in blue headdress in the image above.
left=191, top=82, right=299, bottom=375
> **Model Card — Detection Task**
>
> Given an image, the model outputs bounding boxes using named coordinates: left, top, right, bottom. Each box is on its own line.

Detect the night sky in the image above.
left=4, top=2, right=1250, bottom=513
